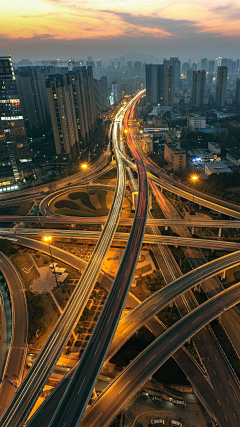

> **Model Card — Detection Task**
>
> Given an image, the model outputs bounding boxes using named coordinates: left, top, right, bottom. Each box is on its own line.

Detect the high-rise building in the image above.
left=201, top=58, right=207, bottom=71
left=235, top=79, right=240, bottom=106
left=215, top=66, right=228, bottom=107
left=96, top=60, right=102, bottom=71
left=221, top=58, right=229, bottom=69
left=164, top=66, right=174, bottom=106
left=15, top=66, right=51, bottom=131
left=146, top=64, right=174, bottom=106
left=0, top=56, right=31, bottom=183
left=192, top=62, right=198, bottom=72
left=192, top=71, right=206, bottom=107
left=209, top=60, right=215, bottom=74
left=111, top=82, right=121, bottom=104
left=127, top=61, right=133, bottom=77
left=182, top=62, right=190, bottom=77
left=94, top=76, right=109, bottom=111
left=67, top=67, right=97, bottom=145
left=170, top=57, right=181, bottom=89
left=133, top=61, right=142, bottom=77
left=146, top=64, right=164, bottom=105
left=46, top=74, right=79, bottom=162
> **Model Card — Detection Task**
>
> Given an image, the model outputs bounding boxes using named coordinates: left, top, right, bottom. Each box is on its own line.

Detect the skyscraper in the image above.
left=235, top=78, right=240, bottom=106
left=208, top=60, right=215, bottom=84
left=215, top=66, right=228, bottom=108
left=221, top=58, right=229, bottom=69
left=192, top=71, right=206, bottom=107
left=146, top=64, right=164, bottom=105
left=0, top=56, right=31, bottom=183
left=182, top=62, right=190, bottom=77
left=95, top=76, right=109, bottom=111
left=46, top=74, right=79, bottom=162
left=170, top=57, right=181, bottom=89
left=127, top=61, right=133, bottom=77
left=201, top=58, right=207, bottom=71
left=15, top=66, right=51, bottom=131
left=164, top=66, right=174, bottom=106
left=133, top=61, right=142, bottom=77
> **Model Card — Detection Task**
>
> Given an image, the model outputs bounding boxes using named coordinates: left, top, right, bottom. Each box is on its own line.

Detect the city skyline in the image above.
left=1, top=0, right=240, bottom=60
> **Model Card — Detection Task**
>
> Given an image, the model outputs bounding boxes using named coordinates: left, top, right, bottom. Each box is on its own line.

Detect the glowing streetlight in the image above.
left=42, top=236, right=58, bottom=287
left=124, top=129, right=128, bottom=134
left=81, top=163, right=88, bottom=170
left=191, top=175, right=198, bottom=203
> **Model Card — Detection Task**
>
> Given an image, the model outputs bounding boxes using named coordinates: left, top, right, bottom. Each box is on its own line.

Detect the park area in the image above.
left=49, top=187, right=133, bottom=217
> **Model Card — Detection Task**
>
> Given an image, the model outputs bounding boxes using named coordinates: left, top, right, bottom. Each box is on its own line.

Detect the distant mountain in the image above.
left=119, top=52, right=160, bottom=64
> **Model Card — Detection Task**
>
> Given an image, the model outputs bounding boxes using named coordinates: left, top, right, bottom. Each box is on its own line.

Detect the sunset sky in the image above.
left=1, top=0, right=240, bottom=61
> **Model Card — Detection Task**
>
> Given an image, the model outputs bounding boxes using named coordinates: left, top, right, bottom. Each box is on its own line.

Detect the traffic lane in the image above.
left=3, top=216, right=240, bottom=229
left=150, top=181, right=240, bottom=423
left=107, top=249, right=240, bottom=359
left=0, top=253, right=28, bottom=413
left=0, top=106, right=126, bottom=427
left=81, top=283, right=240, bottom=427
left=48, top=92, right=148, bottom=427
left=5, top=228, right=240, bottom=251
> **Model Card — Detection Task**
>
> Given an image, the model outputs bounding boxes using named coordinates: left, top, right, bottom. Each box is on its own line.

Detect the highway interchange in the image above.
left=0, top=90, right=240, bottom=426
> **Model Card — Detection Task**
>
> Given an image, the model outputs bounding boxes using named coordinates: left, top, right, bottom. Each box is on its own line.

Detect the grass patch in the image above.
left=27, top=292, right=58, bottom=347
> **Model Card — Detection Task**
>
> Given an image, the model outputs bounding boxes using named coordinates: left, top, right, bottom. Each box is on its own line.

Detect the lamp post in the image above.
left=81, top=163, right=88, bottom=191
left=191, top=175, right=198, bottom=204
left=43, top=236, right=58, bottom=288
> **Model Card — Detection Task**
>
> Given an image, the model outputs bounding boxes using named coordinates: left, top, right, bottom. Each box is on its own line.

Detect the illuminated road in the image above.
left=0, top=103, right=126, bottom=427
left=2, top=215, right=240, bottom=229
left=80, top=283, right=240, bottom=427
left=0, top=253, right=28, bottom=414
left=48, top=90, right=148, bottom=427
left=2, top=227, right=240, bottom=252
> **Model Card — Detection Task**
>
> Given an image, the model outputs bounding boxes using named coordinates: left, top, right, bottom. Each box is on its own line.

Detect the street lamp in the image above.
left=81, top=163, right=88, bottom=191
left=43, top=236, right=58, bottom=288
left=191, top=175, right=198, bottom=203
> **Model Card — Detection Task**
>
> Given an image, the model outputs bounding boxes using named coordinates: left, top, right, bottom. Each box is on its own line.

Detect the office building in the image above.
left=133, top=61, right=142, bottom=77
left=235, top=79, right=240, bottom=106
left=164, top=143, right=186, bottom=173
left=192, top=71, right=206, bottom=107
left=201, top=58, right=207, bottom=71
left=146, top=64, right=164, bottom=105
left=192, top=62, right=198, bottom=72
left=164, top=66, right=174, bottom=106
left=215, top=66, right=228, bottom=107
left=209, top=60, right=215, bottom=75
left=15, top=66, right=51, bottom=131
left=0, top=56, right=31, bottom=184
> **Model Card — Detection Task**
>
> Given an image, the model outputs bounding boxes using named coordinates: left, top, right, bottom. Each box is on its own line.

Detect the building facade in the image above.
left=164, top=142, right=186, bottom=173
left=192, top=70, right=206, bottom=107
left=164, top=66, right=174, bottom=106
left=0, top=56, right=31, bottom=184
left=215, top=66, right=228, bottom=107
